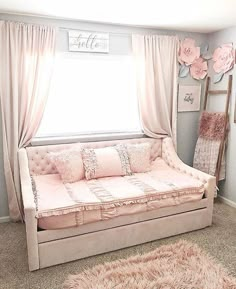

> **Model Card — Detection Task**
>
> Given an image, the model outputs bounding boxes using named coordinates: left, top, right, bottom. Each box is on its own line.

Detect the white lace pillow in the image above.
left=81, top=145, right=132, bottom=180
left=127, top=143, right=151, bottom=173
left=49, top=149, right=85, bottom=183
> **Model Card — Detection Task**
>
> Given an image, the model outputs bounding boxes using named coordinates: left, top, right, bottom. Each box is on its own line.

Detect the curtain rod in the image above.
left=59, top=27, right=170, bottom=37
left=59, top=27, right=134, bottom=37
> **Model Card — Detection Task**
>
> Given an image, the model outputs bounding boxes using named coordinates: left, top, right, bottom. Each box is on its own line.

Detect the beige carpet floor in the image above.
left=0, top=199, right=236, bottom=289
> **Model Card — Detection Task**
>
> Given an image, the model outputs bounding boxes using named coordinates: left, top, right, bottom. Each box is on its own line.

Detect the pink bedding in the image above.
left=34, top=158, right=205, bottom=230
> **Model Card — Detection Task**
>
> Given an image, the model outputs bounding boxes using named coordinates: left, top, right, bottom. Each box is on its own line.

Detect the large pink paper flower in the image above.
left=212, top=43, right=234, bottom=73
left=178, top=38, right=200, bottom=66
left=190, top=57, right=208, bottom=80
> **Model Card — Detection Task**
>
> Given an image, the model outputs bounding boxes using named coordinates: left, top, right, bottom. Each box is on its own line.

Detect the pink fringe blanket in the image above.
left=199, top=111, right=226, bottom=140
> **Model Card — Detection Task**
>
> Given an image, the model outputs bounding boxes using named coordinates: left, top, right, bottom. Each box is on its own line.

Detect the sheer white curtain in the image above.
left=0, top=21, right=56, bottom=220
left=132, top=35, right=179, bottom=144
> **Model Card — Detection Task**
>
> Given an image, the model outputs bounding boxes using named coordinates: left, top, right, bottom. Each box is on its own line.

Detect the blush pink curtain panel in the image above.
left=132, top=35, right=179, bottom=144
left=0, top=21, right=56, bottom=221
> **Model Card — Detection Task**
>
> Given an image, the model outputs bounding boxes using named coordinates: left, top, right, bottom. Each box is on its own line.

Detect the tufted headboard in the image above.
left=26, top=137, right=163, bottom=176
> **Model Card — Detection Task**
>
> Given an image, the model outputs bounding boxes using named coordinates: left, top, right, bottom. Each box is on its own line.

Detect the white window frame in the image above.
left=31, top=131, right=145, bottom=146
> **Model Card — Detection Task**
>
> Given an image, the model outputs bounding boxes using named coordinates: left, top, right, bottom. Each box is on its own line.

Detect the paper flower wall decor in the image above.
left=178, top=38, right=200, bottom=66
left=178, top=38, right=211, bottom=80
left=212, top=43, right=234, bottom=83
left=190, top=57, right=208, bottom=80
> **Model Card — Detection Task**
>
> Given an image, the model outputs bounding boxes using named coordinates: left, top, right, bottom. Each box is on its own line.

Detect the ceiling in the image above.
left=0, top=0, right=236, bottom=33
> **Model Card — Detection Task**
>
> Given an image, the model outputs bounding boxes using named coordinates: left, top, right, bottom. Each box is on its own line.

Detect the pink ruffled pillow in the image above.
left=127, top=143, right=151, bottom=173
left=81, top=145, right=132, bottom=180
left=49, top=149, right=84, bottom=183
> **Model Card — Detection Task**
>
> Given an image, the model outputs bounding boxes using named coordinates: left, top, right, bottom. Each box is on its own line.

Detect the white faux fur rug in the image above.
left=63, top=240, right=236, bottom=289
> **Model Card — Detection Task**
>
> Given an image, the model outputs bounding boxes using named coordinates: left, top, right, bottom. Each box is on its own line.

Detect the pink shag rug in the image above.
left=63, top=240, right=236, bottom=289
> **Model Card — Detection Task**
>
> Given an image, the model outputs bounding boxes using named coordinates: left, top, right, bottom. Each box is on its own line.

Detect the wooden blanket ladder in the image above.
left=203, top=75, right=232, bottom=185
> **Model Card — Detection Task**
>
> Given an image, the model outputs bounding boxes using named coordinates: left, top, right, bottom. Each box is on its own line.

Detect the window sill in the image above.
left=31, top=132, right=146, bottom=146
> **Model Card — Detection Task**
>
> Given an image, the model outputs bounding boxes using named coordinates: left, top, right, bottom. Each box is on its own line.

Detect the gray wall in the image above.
left=0, top=13, right=208, bottom=218
left=208, top=28, right=236, bottom=202
left=0, top=116, right=9, bottom=217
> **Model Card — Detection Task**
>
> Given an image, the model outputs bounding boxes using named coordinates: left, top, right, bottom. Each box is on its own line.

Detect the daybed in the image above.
left=19, top=137, right=215, bottom=271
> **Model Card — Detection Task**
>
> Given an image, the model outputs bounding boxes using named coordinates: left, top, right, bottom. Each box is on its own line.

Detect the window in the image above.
left=36, top=53, right=141, bottom=138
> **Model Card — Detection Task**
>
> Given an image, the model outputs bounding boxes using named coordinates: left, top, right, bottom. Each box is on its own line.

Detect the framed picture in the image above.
left=178, top=85, right=201, bottom=112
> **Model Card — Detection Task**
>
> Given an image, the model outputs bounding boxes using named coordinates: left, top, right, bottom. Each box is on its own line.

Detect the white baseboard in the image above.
left=218, top=195, right=236, bottom=209
left=0, top=216, right=10, bottom=223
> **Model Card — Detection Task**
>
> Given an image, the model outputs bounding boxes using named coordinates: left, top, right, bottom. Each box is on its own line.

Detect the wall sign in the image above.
left=68, top=31, right=109, bottom=53
left=178, top=85, right=201, bottom=112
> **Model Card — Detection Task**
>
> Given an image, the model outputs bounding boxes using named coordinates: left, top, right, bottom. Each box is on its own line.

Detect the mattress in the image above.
left=33, top=158, right=205, bottom=230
